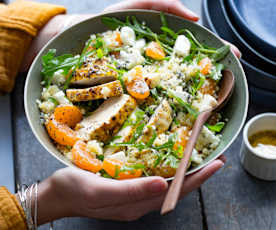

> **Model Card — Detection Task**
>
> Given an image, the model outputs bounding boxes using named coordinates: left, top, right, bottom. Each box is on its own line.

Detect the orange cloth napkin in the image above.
left=0, top=0, right=66, bottom=93
left=0, top=186, right=27, bottom=230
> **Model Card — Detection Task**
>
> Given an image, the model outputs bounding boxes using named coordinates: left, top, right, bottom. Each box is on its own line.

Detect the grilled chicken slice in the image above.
left=139, top=99, right=173, bottom=143
left=104, top=108, right=142, bottom=156
left=66, top=80, right=123, bottom=102
left=76, top=94, right=137, bottom=143
left=71, top=59, right=117, bottom=86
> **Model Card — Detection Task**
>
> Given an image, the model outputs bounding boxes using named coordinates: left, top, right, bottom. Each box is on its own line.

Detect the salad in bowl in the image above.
left=30, top=12, right=243, bottom=180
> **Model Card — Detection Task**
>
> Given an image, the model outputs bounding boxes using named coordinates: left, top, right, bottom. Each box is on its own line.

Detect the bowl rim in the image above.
left=243, top=113, right=276, bottom=160
left=24, top=9, right=249, bottom=181
left=226, top=0, right=276, bottom=56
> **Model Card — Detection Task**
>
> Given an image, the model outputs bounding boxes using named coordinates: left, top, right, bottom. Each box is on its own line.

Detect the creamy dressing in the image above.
left=254, top=144, right=276, bottom=157
left=249, top=130, right=276, bottom=157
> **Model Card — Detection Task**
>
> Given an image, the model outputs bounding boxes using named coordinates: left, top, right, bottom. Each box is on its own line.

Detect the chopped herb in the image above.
left=95, top=37, right=104, bottom=49
left=121, top=109, right=145, bottom=129
left=100, top=169, right=113, bottom=178
left=206, top=122, right=225, bottom=133
left=129, top=123, right=146, bottom=144
left=120, top=163, right=145, bottom=172
left=154, top=133, right=176, bottom=150
left=150, top=88, right=160, bottom=101
left=114, top=165, right=120, bottom=178
left=190, top=72, right=205, bottom=96
left=145, top=106, right=155, bottom=116
left=167, top=90, right=198, bottom=117
left=97, top=48, right=104, bottom=58
left=48, top=97, right=59, bottom=106
left=146, top=129, right=157, bottom=147
left=97, top=155, right=105, bottom=161
left=143, top=169, right=150, bottom=177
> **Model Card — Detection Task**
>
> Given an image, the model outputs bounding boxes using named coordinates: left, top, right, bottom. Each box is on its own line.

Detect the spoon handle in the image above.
left=161, top=109, right=212, bottom=215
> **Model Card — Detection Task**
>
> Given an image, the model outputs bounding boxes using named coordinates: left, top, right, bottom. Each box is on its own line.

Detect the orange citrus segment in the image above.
left=174, top=127, right=190, bottom=157
left=114, top=32, right=123, bottom=46
left=126, top=78, right=150, bottom=100
left=46, top=117, right=80, bottom=146
left=199, top=78, right=217, bottom=96
left=199, top=57, right=212, bottom=75
left=145, top=42, right=165, bottom=60
left=53, top=105, right=82, bottom=128
left=72, top=140, right=102, bottom=173
left=102, top=158, right=142, bottom=180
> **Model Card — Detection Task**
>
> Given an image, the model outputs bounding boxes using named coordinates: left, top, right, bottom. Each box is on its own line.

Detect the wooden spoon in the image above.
left=161, top=70, right=235, bottom=215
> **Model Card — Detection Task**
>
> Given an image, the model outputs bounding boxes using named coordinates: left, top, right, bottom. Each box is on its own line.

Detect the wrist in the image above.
left=36, top=176, right=72, bottom=225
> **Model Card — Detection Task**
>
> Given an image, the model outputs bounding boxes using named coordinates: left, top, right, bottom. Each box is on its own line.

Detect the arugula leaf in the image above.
left=146, top=129, right=157, bottom=147
left=101, top=17, right=124, bottom=29
left=154, top=133, right=176, bottom=150
left=160, top=12, right=168, bottom=27
left=154, top=154, right=162, bottom=168
left=185, top=29, right=203, bottom=48
left=96, top=155, right=105, bottom=161
left=206, top=122, right=225, bottom=133
left=41, top=49, right=79, bottom=87
left=129, top=123, right=145, bottom=144
left=102, top=15, right=173, bottom=54
left=212, top=45, right=230, bottom=62
left=161, top=26, right=177, bottom=39
left=190, top=72, right=205, bottom=96
left=183, top=50, right=196, bottom=63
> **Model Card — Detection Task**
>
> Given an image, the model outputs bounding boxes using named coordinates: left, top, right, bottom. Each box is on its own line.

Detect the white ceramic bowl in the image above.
left=240, top=113, right=276, bottom=180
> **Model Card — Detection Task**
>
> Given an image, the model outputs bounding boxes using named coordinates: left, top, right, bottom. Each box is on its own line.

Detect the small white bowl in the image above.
left=240, top=113, right=276, bottom=180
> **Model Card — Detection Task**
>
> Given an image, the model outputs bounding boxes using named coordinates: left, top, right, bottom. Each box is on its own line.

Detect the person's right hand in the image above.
left=36, top=155, right=225, bottom=224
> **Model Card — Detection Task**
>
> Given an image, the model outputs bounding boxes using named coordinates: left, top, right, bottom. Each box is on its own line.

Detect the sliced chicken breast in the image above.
left=76, top=94, right=136, bottom=143
left=103, top=108, right=143, bottom=156
left=66, top=80, right=123, bottom=102
left=71, top=59, right=117, bottom=86
left=139, top=99, right=173, bottom=143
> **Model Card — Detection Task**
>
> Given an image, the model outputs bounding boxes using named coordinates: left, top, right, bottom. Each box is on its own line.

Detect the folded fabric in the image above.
left=0, top=186, right=27, bottom=230
left=0, top=0, right=66, bottom=93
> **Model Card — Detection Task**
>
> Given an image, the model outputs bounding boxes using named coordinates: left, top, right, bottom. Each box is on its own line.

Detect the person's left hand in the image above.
left=21, top=0, right=241, bottom=71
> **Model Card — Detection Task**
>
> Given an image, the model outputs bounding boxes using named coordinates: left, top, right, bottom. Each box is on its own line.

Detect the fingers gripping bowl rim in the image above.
left=24, top=10, right=248, bottom=181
